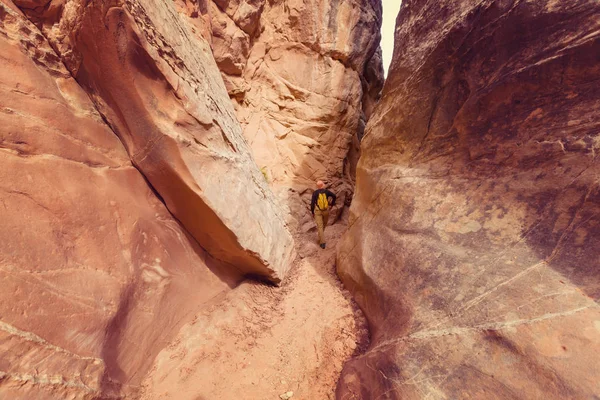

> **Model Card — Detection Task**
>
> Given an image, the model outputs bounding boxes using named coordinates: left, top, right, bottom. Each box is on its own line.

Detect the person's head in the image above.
left=316, top=180, right=325, bottom=189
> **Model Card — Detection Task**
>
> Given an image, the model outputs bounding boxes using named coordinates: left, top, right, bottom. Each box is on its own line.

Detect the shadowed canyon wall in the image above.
left=337, top=0, right=600, bottom=398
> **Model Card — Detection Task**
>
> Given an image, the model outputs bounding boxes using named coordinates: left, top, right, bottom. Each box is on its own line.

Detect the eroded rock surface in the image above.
left=0, top=3, right=240, bottom=398
left=337, top=0, right=600, bottom=398
left=14, top=0, right=295, bottom=282
left=185, top=0, right=385, bottom=231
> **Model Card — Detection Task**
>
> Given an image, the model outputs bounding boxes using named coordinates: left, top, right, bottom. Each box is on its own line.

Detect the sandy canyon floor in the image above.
left=139, top=221, right=368, bottom=400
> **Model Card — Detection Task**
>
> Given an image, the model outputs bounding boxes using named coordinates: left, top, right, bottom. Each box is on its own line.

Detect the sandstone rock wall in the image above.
left=0, top=2, right=241, bottom=398
left=14, top=0, right=295, bottom=282
left=0, top=0, right=307, bottom=397
left=184, top=0, right=385, bottom=230
left=337, top=0, right=600, bottom=398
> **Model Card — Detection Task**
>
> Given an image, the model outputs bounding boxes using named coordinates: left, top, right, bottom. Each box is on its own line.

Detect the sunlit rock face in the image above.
left=181, top=0, right=385, bottom=230
left=0, top=2, right=241, bottom=398
left=337, top=0, right=600, bottom=398
left=12, top=0, right=296, bottom=282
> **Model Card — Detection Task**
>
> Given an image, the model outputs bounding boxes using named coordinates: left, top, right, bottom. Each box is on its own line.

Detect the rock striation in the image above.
left=13, top=0, right=295, bottom=282
left=0, top=2, right=241, bottom=398
left=337, top=0, right=600, bottom=398
left=0, top=0, right=297, bottom=398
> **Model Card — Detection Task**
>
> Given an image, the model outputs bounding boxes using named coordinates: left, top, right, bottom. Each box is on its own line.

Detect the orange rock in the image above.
left=337, top=0, right=600, bottom=398
left=203, top=0, right=384, bottom=231
left=14, top=0, right=295, bottom=282
left=0, top=3, right=240, bottom=398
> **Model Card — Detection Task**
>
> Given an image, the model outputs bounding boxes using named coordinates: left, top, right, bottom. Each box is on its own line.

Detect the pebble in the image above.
left=279, top=391, right=294, bottom=399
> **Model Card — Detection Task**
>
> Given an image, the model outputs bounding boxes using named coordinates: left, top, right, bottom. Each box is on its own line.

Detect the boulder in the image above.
left=13, top=0, right=295, bottom=282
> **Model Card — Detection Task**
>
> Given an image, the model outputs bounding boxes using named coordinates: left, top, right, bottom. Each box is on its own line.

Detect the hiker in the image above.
left=310, top=180, right=337, bottom=249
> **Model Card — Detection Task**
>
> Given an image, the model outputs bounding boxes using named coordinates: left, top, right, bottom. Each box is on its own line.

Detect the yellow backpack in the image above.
left=317, top=192, right=329, bottom=211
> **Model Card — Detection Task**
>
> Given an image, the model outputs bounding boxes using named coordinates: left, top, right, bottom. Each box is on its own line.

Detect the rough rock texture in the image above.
left=337, top=0, right=600, bottom=398
left=15, top=0, right=295, bottom=282
left=0, top=2, right=240, bottom=398
left=186, top=0, right=385, bottom=231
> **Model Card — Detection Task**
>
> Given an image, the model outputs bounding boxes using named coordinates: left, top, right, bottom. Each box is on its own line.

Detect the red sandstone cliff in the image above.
left=12, top=0, right=296, bottom=282
left=337, top=0, right=600, bottom=398
left=0, top=0, right=296, bottom=397
left=5, top=0, right=597, bottom=398
left=0, top=0, right=381, bottom=398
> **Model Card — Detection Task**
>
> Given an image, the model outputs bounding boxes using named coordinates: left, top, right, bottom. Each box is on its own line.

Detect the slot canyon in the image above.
left=0, top=0, right=598, bottom=399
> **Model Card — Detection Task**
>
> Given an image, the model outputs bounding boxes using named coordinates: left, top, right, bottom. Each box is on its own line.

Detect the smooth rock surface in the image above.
left=337, top=0, right=600, bottom=398
left=15, top=0, right=295, bottom=282
left=0, top=2, right=239, bottom=398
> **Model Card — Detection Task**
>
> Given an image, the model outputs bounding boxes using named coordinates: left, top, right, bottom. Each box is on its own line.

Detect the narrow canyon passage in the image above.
left=4, top=0, right=598, bottom=398
left=139, top=222, right=369, bottom=400
left=0, top=0, right=383, bottom=397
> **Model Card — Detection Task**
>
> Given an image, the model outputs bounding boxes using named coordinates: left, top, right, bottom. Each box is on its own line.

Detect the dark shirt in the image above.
left=311, top=189, right=336, bottom=214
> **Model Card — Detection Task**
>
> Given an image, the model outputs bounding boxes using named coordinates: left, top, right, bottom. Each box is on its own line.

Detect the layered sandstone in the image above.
left=187, top=0, right=385, bottom=231
left=0, top=0, right=307, bottom=397
left=14, top=0, right=295, bottom=282
left=0, top=2, right=241, bottom=398
left=337, top=0, right=600, bottom=398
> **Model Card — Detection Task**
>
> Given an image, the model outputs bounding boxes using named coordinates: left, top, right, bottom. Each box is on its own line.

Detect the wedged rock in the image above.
left=337, top=0, right=600, bottom=398
left=210, top=0, right=250, bottom=76
left=0, top=3, right=239, bottom=398
left=14, top=0, right=295, bottom=282
left=213, top=0, right=264, bottom=36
